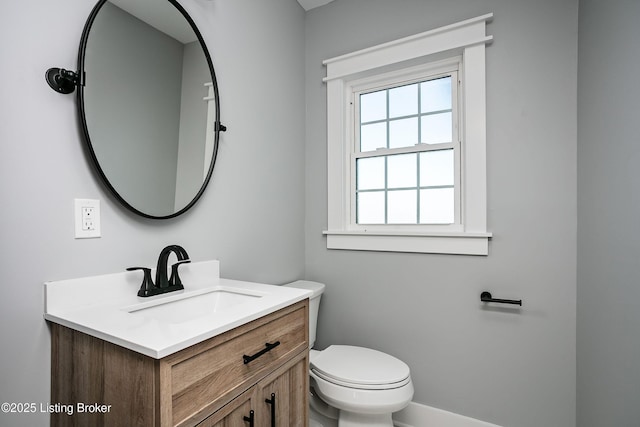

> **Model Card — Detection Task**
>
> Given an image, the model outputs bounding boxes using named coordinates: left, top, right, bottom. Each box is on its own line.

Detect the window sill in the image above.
left=323, top=230, right=492, bottom=255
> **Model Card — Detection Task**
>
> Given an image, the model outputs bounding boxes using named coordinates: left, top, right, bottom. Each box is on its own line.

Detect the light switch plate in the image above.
left=75, top=199, right=101, bottom=239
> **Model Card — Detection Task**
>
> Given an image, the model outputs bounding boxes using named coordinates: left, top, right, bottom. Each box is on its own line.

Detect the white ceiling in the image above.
left=297, top=0, right=336, bottom=11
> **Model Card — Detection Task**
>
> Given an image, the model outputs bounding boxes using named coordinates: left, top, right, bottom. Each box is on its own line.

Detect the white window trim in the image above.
left=323, top=13, right=493, bottom=256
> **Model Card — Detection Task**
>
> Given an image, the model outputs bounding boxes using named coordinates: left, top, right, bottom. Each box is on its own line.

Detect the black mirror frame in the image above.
left=48, top=0, right=224, bottom=219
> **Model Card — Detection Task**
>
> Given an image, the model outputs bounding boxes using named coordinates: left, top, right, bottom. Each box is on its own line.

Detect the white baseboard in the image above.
left=393, top=402, right=502, bottom=427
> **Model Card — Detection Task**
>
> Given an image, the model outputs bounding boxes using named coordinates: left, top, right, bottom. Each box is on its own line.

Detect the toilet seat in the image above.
left=310, top=368, right=414, bottom=416
left=311, top=345, right=411, bottom=390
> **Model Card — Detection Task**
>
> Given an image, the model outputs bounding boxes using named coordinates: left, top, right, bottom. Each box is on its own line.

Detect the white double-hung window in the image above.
left=354, top=64, right=460, bottom=227
left=323, top=14, right=493, bottom=255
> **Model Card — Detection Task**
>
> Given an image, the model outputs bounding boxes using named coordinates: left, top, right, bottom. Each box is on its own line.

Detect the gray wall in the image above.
left=0, top=1, right=305, bottom=426
left=304, top=1, right=578, bottom=426
left=577, top=0, right=640, bottom=426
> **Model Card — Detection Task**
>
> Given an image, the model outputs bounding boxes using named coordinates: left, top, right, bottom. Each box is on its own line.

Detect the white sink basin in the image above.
left=44, top=260, right=312, bottom=358
left=124, top=287, right=262, bottom=324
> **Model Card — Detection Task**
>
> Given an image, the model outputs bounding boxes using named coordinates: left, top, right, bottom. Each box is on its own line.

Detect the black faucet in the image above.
left=156, top=245, right=190, bottom=289
left=127, top=245, right=191, bottom=297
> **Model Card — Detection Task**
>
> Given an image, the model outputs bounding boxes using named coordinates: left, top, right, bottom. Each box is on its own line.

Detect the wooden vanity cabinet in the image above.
left=50, top=300, right=309, bottom=427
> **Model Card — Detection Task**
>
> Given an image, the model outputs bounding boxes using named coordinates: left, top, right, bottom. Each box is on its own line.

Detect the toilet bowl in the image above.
left=283, top=281, right=413, bottom=427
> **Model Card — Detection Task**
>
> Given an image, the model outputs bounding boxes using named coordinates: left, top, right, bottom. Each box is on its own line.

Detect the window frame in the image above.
left=323, top=14, right=493, bottom=255
left=350, top=60, right=462, bottom=231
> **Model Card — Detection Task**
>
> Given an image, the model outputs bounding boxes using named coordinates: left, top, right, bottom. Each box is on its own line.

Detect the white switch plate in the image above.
left=75, top=199, right=101, bottom=239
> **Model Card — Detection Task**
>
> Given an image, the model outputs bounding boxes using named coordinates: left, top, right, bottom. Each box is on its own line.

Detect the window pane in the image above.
left=420, top=149, right=454, bottom=187
left=389, top=117, right=418, bottom=149
left=388, top=190, right=417, bottom=224
left=357, top=157, right=385, bottom=190
left=421, top=76, right=452, bottom=113
left=421, top=112, right=452, bottom=144
left=360, top=122, right=387, bottom=152
left=360, top=90, right=386, bottom=123
left=420, top=188, right=454, bottom=224
left=389, top=83, right=418, bottom=118
left=387, top=153, right=416, bottom=189
left=357, top=191, right=385, bottom=224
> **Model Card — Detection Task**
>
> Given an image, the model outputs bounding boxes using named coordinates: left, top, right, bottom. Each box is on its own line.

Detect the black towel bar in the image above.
left=480, top=291, right=522, bottom=306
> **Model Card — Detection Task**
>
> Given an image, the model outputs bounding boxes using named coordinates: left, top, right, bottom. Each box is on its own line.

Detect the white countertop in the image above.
left=44, top=260, right=311, bottom=359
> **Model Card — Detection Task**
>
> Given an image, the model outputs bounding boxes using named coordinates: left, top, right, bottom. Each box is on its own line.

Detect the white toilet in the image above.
left=284, top=280, right=414, bottom=427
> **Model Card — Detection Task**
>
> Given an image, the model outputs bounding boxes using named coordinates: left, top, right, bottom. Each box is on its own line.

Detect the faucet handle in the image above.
left=169, top=260, right=191, bottom=289
left=127, top=267, right=156, bottom=297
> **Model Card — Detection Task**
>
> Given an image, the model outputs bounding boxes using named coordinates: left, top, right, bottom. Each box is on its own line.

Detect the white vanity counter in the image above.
left=44, top=260, right=311, bottom=359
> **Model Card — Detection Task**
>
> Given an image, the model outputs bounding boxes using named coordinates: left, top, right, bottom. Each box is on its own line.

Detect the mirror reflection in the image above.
left=82, top=0, right=217, bottom=218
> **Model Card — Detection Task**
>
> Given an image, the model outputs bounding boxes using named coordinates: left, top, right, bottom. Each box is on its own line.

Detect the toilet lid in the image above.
left=310, top=345, right=410, bottom=389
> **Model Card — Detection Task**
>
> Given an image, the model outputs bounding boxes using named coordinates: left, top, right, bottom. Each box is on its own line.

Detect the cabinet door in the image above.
left=197, top=389, right=253, bottom=427
left=255, top=352, right=308, bottom=427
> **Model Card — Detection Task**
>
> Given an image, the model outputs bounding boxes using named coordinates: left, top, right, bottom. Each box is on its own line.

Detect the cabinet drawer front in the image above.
left=170, top=303, right=307, bottom=426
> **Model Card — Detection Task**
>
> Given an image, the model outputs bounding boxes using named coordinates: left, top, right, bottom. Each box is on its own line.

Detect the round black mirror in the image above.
left=58, top=0, right=224, bottom=219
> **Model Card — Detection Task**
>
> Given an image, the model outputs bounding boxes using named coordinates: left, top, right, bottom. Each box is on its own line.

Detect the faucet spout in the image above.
left=129, top=245, right=191, bottom=297
left=155, top=245, right=190, bottom=289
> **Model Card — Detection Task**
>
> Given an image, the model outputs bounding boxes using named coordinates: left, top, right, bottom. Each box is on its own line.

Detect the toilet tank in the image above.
left=283, top=280, right=325, bottom=349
